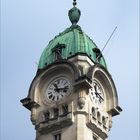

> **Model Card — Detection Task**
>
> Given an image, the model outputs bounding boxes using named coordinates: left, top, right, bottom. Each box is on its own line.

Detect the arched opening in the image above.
left=54, top=108, right=59, bottom=119
left=102, top=116, right=106, bottom=126
left=97, top=111, right=101, bottom=122
left=45, top=111, right=50, bottom=122
left=92, top=107, right=96, bottom=118
left=62, top=104, right=69, bottom=116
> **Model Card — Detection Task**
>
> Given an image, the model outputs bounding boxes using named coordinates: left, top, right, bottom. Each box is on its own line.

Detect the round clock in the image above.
left=45, top=77, right=71, bottom=102
left=90, top=80, right=104, bottom=105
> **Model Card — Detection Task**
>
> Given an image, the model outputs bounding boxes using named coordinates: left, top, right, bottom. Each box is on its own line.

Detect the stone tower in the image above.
left=21, top=1, right=122, bottom=140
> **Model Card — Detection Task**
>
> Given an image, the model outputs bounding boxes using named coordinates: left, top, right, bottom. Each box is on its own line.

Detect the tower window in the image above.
left=52, top=43, right=65, bottom=60
left=92, top=48, right=102, bottom=62
left=92, top=107, right=96, bottom=118
left=54, top=133, right=61, bottom=140
left=102, top=116, right=107, bottom=126
left=93, top=135, right=98, bottom=140
left=45, top=111, right=50, bottom=122
left=54, top=108, right=59, bottom=119
left=62, top=104, right=68, bottom=115
left=97, top=112, right=101, bottom=122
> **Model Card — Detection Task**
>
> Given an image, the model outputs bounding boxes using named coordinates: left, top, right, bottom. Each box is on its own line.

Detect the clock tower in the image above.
left=21, top=1, right=122, bottom=140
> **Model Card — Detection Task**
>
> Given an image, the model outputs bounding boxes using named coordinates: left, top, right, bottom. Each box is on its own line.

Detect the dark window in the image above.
left=55, top=47, right=62, bottom=60
left=45, top=111, right=50, bottom=122
left=92, top=107, right=96, bottom=117
left=102, top=116, right=106, bottom=126
left=92, top=48, right=102, bottom=62
left=93, top=135, right=98, bottom=140
left=54, top=133, right=61, bottom=140
left=62, top=104, right=68, bottom=115
left=97, top=112, right=101, bottom=122
left=52, top=44, right=65, bottom=60
left=54, top=108, right=59, bottom=119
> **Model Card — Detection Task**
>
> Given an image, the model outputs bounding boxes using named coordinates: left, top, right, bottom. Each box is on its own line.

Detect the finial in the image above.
left=73, top=0, right=77, bottom=6
left=68, top=0, right=81, bottom=25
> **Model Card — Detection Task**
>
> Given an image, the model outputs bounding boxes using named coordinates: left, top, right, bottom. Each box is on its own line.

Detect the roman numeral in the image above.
left=52, top=96, right=55, bottom=101
left=49, top=94, right=53, bottom=99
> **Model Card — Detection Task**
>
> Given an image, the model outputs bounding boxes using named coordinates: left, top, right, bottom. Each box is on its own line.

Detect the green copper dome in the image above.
left=38, top=25, right=107, bottom=69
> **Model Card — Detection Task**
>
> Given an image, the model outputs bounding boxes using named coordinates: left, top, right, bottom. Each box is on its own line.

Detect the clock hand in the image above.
left=54, top=83, right=58, bottom=89
left=99, top=94, right=104, bottom=102
left=58, top=87, right=68, bottom=91
left=57, top=85, right=68, bottom=90
left=53, top=84, right=60, bottom=92
left=62, top=86, right=69, bottom=92
left=56, top=86, right=69, bottom=93
left=95, top=92, right=104, bottom=103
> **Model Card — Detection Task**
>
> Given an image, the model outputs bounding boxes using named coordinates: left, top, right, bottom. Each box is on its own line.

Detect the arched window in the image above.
left=97, top=112, right=101, bottom=122
left=92, top=107, right=96, bottom=117
left=52, top=43, right=65, bottom=60
left=45, top=111, right=50, bottom=122
left=54, top=108, right=59, bottom=119
left=93, top=135, right=98, bottom=140
left=54, top=133, right=61, bottom=140
left=62, top=104, right=68, bottom=115
left=102, top=116, right=107, bottom=126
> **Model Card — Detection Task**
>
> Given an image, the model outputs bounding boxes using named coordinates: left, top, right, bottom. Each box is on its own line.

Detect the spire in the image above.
left=68, top=0, right=81, bottom=25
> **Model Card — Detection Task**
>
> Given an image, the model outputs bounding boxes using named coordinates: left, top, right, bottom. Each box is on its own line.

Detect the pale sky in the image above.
left=1, top=0, right=139, bottom=140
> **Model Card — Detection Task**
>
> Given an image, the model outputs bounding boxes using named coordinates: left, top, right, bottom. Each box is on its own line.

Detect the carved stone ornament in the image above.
left=109, top=120, right=112, bottom=129
left=38, top=112, right=46, bottom=124
left=31, top=114, right=36, bottom=125
left=31, top=107, right=37, bottom=125
left=78, top=90, right=86, bottom=109
left=78, top=97, right=86, bottom=109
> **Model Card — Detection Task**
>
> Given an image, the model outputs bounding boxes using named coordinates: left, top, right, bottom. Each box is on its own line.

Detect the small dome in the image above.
left=38, top=25, right=107, bottom=69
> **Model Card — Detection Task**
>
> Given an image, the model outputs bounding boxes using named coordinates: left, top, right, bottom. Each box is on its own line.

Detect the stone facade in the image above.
left=21, top=55, right=122, bottom=140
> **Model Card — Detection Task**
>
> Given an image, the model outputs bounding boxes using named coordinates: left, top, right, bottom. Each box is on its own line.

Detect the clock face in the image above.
left=90, top=80, right=104, bottom=105
left=45, top=77, right=71, bottom=102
